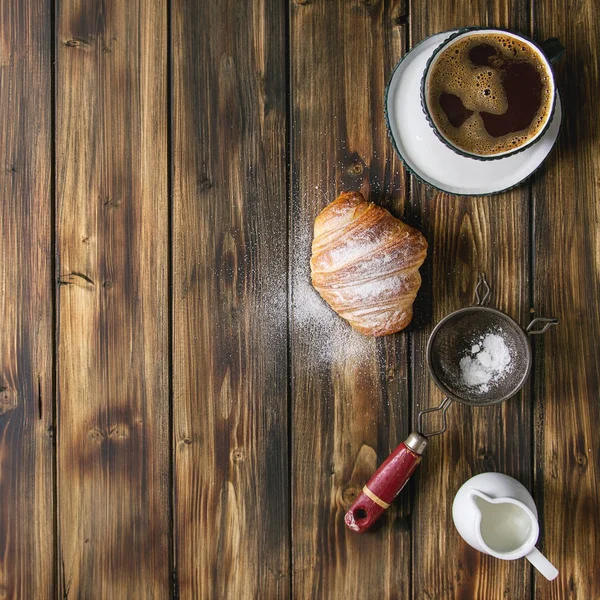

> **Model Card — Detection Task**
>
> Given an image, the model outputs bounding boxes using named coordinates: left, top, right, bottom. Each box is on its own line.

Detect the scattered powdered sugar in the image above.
left=292, top=277, right=377, bottom=366
left=291, top=194, right=383, bottom=368
left=459, top=331, right=513, bottom=393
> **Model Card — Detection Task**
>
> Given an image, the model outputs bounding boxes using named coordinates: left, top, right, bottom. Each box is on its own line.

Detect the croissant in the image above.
left=310, top=191, right=427, bottom=336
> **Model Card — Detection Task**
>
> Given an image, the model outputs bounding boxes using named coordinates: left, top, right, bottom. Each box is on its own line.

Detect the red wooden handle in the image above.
left=345, top=437, right=424, bottom=533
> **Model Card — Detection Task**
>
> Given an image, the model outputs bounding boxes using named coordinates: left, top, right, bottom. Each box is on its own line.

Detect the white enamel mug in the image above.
left=421, top=27, right=565, bottom=160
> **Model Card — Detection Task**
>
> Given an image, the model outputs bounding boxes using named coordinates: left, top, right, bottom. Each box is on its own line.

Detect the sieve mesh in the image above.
left=427, top=307, right=531, bottom=406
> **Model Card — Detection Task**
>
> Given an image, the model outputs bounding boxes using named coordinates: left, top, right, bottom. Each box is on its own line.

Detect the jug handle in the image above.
left=344, top=432, right=427, bottom=533
left=526, top=547, right=559, bottom=580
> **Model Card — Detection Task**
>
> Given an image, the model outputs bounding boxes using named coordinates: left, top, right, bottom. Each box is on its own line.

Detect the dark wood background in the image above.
left=1, top=0, right=598, bottom=597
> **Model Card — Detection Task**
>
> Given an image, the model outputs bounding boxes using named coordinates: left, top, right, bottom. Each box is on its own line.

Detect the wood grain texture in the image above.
left=171, top=0, right=289, bottom=597
left=290, top=1, right=412, bottom=597
left=531, top=2, right=600, bottom=597
left=55, top=0, right=170, bottom=596
left=1, top=0, right=599, bottom=596
left=408, top=2, right=534, bottom=598
left=0, top=0, right=54, bottom=596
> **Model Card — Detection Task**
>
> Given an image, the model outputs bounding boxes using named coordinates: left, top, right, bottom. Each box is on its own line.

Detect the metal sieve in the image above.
left=428, top=307, right=531, bottom=406
left=345, top=273, right=558, bottom=533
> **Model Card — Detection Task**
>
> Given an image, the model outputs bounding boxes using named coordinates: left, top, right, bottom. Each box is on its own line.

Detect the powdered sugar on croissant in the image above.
left=310, top=191, right=427, bottom=336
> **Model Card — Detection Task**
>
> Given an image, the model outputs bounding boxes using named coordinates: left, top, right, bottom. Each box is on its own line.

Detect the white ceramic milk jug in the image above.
left=452, top=472, right=558, bottom=580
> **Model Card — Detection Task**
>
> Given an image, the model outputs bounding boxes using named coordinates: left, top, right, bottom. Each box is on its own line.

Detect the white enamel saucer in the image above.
left=385, top=30, right=562, bottom=196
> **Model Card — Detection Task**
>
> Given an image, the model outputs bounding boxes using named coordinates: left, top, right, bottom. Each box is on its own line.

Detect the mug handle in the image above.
left=541, top=38, right=565, bottom=65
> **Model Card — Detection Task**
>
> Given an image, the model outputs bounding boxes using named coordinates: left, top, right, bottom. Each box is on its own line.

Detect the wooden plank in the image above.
left=408, top=3, right=534, bottom=598
left=290, top=1, right=412, bottom=597
left=0, top=0, right=54, bottom=596
left=531, top=3, right=600, bottom=597
left=55, top=0, right=170, bottom=596
left=171, top=0, right=289, bottom=597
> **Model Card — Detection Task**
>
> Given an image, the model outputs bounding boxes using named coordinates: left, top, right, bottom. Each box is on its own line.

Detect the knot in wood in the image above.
left=0, top=386, right=18, bottom=414
left=58, top=272, right=95, bottom=288
left=391, top=8, right=408, bottom=26
left=477, top=447, right=496, bottom=470
left=197, top=176, right=212, bottom=192
left=103, top=196, right=121, bottom=209
left=64, top=38, right=90, bottom=48
left=344, top=152, right=366, bottom=176
left=341, top=485, right=360, bottom=507
left=108, top=424, right=130, bottom=440
left=575, top=451, right=588, bottom=473
left=348, top=162, right=363, bottom=175
left=178, top=436, right=193, bottom=451
left=88, top=428, right=105, bottom=443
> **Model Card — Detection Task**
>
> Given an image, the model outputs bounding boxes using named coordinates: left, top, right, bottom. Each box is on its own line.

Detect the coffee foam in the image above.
left=427, top=33, right=553, bottom=155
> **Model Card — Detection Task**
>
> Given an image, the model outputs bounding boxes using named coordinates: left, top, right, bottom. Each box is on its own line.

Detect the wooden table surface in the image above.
left=1, top=0, right=599, bottom=598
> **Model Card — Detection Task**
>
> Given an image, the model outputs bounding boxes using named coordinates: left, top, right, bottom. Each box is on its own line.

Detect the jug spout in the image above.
left=469, top=489, right=496, bottom=505
left=451, top=489, right=498, bottom=554
left=469, top=490, right=538, bottom=557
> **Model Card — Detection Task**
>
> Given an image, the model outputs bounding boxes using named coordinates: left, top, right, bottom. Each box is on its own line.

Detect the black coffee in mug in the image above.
left=426, top=32, right=553, bottom=156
